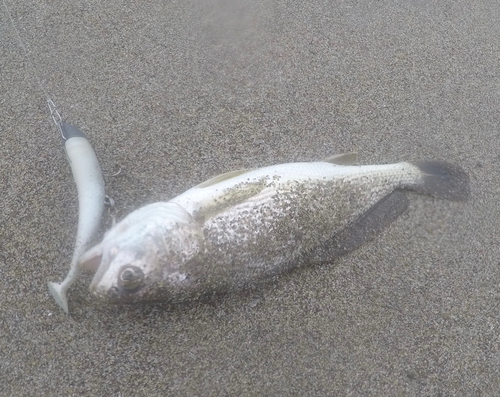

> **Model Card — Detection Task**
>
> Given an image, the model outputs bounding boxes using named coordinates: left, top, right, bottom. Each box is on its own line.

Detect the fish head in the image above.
left=79, top=202, right=203, bottom=303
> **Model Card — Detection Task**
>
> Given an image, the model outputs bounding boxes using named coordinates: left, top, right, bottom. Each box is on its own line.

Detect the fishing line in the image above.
left=2, top=0, right=50, bottom=100
left=3, top=0, right=116, bottom=215
left=3, top=0, right=120, bottom=313
left=1, top=0, right=66, bottom=136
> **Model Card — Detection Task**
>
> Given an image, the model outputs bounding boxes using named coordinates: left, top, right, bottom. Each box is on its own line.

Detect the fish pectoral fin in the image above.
left=195, top=179, right=267, bottom=222
left=194, top=169, right=254, bottom=189
left=78, top=245, right=104, bottom=272
left=322, top=152, right=358, bottom=165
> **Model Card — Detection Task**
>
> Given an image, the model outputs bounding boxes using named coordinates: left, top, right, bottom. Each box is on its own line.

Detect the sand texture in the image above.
left=1, top=1, right=500, bottom=395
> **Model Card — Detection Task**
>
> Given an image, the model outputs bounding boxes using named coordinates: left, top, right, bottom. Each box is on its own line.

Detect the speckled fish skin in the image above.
left=79, top=158, right=469, bottom=304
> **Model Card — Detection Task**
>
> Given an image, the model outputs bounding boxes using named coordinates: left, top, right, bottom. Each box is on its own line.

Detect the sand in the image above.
left=1, top=0, right=500, bottom=395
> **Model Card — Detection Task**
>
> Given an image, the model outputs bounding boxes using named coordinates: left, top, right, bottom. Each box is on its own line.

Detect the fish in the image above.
left=48, top=122, right=105, bottom=314
left=78, top=154, right=469, bottom=305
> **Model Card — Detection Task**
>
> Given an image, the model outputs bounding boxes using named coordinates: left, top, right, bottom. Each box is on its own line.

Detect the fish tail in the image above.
left=410, top=161, right=470, bottom=201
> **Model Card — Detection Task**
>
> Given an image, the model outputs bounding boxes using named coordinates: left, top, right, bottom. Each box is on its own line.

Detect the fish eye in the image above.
left=118, top=265, right=144, bottom=291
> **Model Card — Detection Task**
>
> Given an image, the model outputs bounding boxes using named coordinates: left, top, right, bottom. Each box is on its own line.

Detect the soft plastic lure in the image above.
left=48, top=122, right=105, bottom=314
left=2, top=0, right=107, bottom=313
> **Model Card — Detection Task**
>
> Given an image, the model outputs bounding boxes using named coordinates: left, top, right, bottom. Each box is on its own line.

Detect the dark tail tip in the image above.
left=413, top=161, right=470, bottom=201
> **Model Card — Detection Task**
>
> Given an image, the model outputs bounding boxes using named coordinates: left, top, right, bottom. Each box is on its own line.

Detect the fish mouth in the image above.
left=90, top=280, right=148, bottom=304
left=90, top=283, right=123, bottom=303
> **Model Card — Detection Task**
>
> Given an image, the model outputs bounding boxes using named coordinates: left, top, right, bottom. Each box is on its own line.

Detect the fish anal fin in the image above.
left=304, top=191, right=408, bottom=264
left=331, top=190, right=408, bottom=256
left=323, top=152, right=358, bottom=165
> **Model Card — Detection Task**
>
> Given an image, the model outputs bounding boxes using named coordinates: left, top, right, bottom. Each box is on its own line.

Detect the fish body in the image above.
left=48, top=123, right=105, bottom=313
left=79, top=156, right=469, bottom=304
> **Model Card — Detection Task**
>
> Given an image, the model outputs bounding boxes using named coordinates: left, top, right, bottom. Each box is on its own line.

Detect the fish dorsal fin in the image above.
left=323, top=152, right=358, bottom=165
left=195, top=169, right=253, bottom=189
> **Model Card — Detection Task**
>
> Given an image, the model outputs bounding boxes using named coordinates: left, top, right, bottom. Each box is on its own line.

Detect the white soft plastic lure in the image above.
left=48, top=123, right=105, bottom=314
left=79, top=154, right=469, bottom=306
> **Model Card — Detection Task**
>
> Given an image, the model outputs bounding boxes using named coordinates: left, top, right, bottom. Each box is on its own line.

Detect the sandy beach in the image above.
left=2, top=0, right=500, bottom=395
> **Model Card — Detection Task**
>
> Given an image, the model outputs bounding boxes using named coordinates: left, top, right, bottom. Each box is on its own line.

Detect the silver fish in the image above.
left=79, top=154, right=469, bottom=304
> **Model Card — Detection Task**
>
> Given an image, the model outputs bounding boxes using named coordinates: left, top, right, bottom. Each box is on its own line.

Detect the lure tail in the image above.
left=48, top=281, right=70, bottom=314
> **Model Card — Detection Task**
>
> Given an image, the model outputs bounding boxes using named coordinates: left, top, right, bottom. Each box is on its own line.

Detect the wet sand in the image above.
left=2, top=1, right=500, bottom=395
